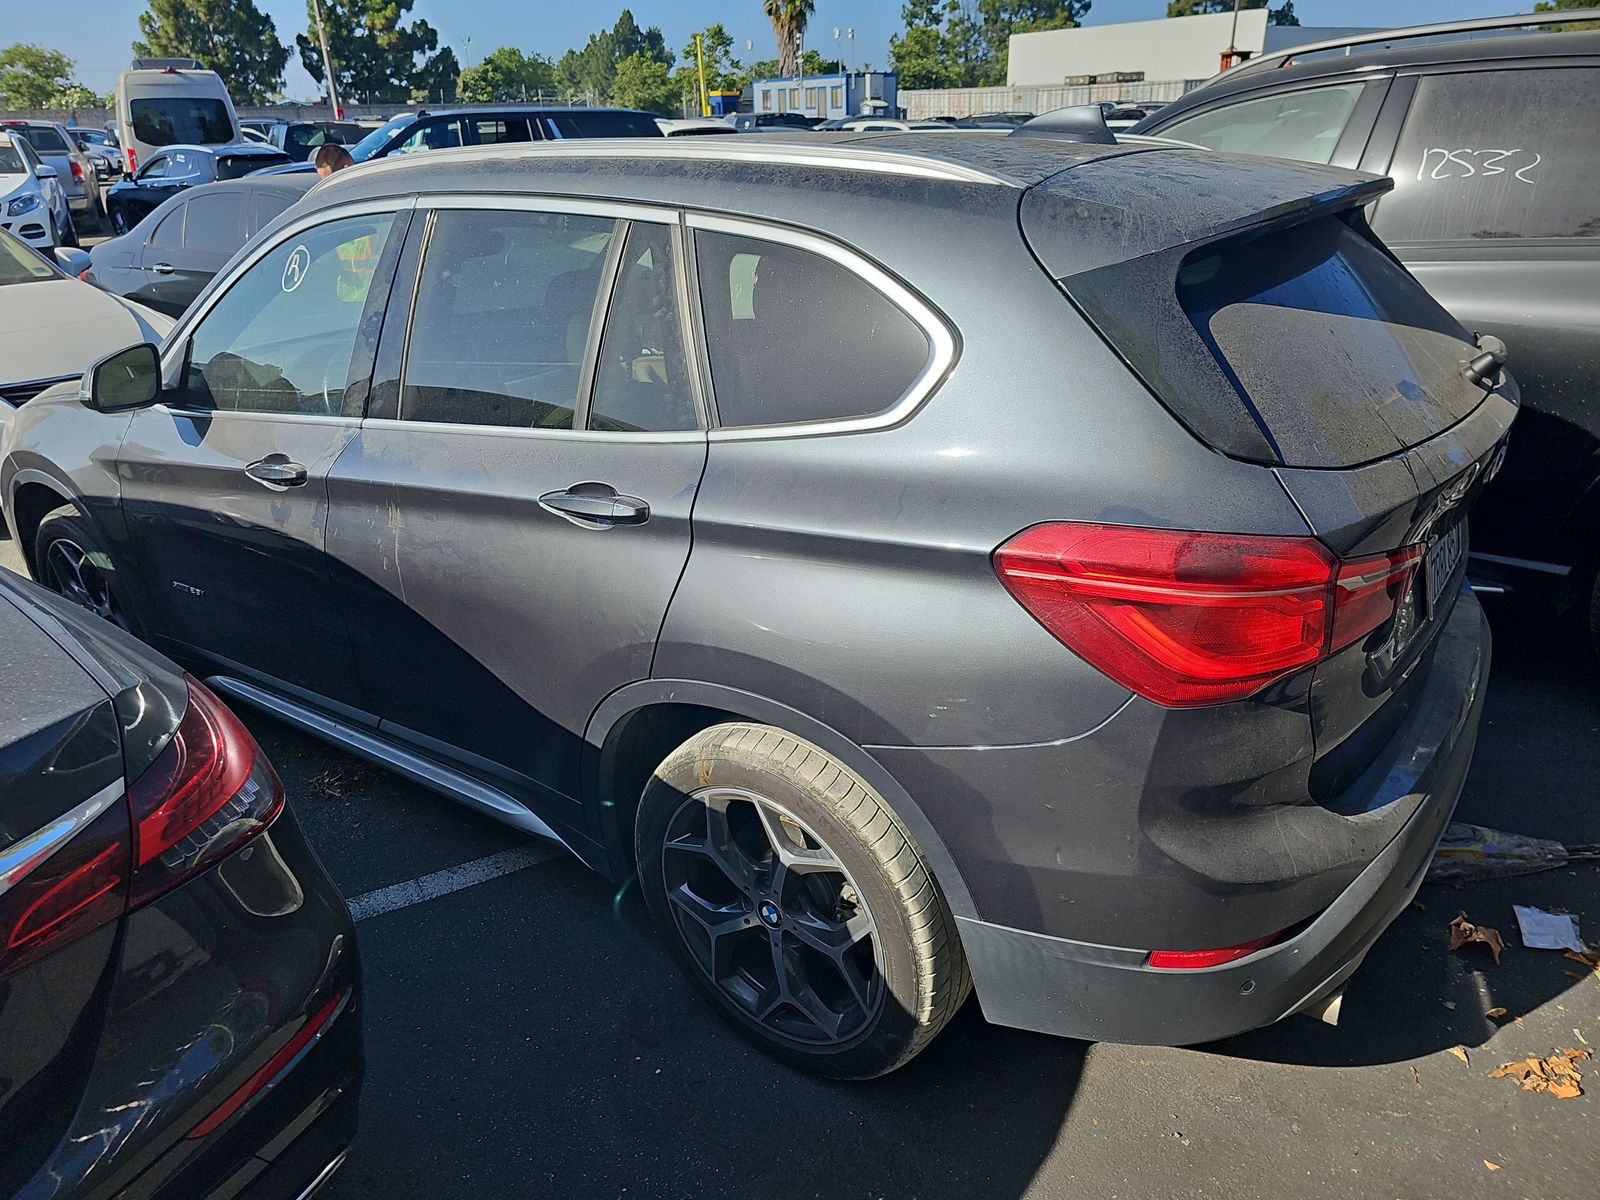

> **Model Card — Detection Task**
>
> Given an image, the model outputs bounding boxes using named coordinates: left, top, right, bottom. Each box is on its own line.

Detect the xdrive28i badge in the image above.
left=281, top=245, right=312, bottom=293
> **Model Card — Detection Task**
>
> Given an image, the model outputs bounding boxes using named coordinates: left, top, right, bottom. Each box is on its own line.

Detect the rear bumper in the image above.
left=915, top=592, right=1489, bottom=1044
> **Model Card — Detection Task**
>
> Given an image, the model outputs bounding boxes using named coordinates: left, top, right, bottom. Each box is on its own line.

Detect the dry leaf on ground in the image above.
left=1486, top=1007, right=1508, bottom=1019
left=1449, top=1046, right=1470, bottom=1064
left=1449, top=912, right=1506, bottom=964
left=1483, top=1160, right=1501, bottom=1171
left=1410, top=1065, right=1423, bottom=1088
left=1489, top=1049, right=1588, bottom=1099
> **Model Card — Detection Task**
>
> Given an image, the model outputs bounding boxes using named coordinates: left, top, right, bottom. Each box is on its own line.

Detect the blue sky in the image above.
left=26, top=1, right=1517, bottom=101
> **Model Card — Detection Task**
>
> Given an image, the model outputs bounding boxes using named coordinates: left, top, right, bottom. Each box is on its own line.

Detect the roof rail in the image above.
left=129, top=56, right=204, bottom=71
left=1227, top=10, right=1600, bottom=78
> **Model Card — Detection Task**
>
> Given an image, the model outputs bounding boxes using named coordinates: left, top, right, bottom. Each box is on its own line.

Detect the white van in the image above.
left=115, top=58, right=243, bottom=175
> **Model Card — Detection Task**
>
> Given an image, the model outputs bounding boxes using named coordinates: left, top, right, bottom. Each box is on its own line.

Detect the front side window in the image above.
left=1158, top=82, right=1367, bottom=165
left=399, top=209, right=616, bottom=429
left=591, top=223, right=696, bottom=432
left=1376, top=67, right=1600, bottom=241
left=694, top=229, right=932, bottom=428
left=130, top=97, right=233, bottom=147
left=184, top=212, right=396, bottom=415
left=395, top=118, right=463, bottom=155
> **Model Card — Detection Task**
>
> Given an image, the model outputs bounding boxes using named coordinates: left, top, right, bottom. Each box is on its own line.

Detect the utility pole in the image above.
left=1223, top=0, right=1243, bottom=71
left=311, top=0, right=342, bottom=119
left=796, top=31, right=804, bottom=113
left=694, top=33, right=710, bottom=116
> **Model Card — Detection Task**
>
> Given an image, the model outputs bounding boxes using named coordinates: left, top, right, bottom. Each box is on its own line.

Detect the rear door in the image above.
left=325, top=200, right=705, bottom=839
left=1364, top=62, right=1600, bottom=581
left=148, top=187, right=246, bottom=314
left=117, top=204, right=408, bottom=717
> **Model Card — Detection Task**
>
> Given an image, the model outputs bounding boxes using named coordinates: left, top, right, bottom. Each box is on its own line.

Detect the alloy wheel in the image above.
left=43, top=538, right=130, bottom=630
left=660, top=786, right=884, bottom=1045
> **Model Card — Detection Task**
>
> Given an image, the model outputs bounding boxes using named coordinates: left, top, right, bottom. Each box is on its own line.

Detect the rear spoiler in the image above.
left=1021, top=150, right=1392, bottom=279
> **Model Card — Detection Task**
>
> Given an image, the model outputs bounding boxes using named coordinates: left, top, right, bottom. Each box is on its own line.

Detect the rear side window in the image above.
left=150, top=204, right=184, bottom=248
left=1157, top=82, right=1367, bottom=165
left=254, top=190, right=297, bottom=230
left=693, top=230, right=931, bottom=428
left=217, top=153, right=287, bottom=179
left=591, top=223, right=696, bottom=432
left=17, top=125, right=69, bottom=154
left=1375, top=68, right=1600, bottom=241
left=400, top=209, right=616, bottom=429
left=1066, top=216, right=1484, bottom=467
left=130, top=97, right=233, bottom=146
left=472, top=117, right=536, bottom=144
left=183, top=191, right=245, bottom=250
left=542, top=111, right=660, bottom=138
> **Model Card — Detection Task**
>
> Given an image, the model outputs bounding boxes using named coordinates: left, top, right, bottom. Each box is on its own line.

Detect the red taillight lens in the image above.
left=1148, top=932, right=1281, bottom=969
left=0, top=808, right=128, bottom=981
left=994, top=523, right=1421, bottom=707
left=126, top=147, right=137, bottom=172
left=126, top=679, right=284, bottom=908
left=70, top=160, right=84, bottom=181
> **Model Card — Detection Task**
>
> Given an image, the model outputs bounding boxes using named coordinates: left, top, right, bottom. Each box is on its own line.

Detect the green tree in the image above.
left=612, top=52, right=678, bottom=115
left=296, top=0, right=450, bottom=105
left=680, top=23, right=746, bottom=89
left=0, top=44, right=82, bottom=108
left=1269, top=1, right=1299, bottom=25
left=50, top=84, right=102, bottom=107
left=133, top=0, right=289, bottom=104
left=746, top=50, right=842, bottom=79
left=457, top=47, right=556, bottom=103
left=762, top=0, right=815, bottom=78
left=555, top=10, right=673, bottom=103
left=412, top=46, right=460, bottom=103
left=1166, top=0, right=1263, bottom=16
left=1534, top=0, right=1600, bottom=31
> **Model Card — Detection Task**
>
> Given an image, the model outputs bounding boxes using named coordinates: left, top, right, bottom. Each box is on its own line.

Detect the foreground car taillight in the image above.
left=0, top=681, right=283, bottom=980
left=994, top=523, right=1424, bottom=707
left=127, top=679, right=285, bottom=908
left=70, top=160, right=84, bottom=181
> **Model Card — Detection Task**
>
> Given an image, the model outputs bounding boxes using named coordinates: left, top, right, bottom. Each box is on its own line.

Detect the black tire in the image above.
left=110, top=204, right=130, bottom=236
left=32, top=506, right=137, bottom=634
left=61, top=211, right=79, bottom=248
left=47, top=214, right=61, bottom=247
left=636, top=722, right=971, bottom=1079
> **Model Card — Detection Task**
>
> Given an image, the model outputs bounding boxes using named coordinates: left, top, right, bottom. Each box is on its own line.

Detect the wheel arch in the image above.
left=584, top=680, right=978, bottom=921
left=7, top=470, right=85, bottom=575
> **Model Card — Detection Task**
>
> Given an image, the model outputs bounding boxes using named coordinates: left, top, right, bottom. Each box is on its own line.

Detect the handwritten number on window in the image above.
left=1417, top=148, right=1541, bottom=185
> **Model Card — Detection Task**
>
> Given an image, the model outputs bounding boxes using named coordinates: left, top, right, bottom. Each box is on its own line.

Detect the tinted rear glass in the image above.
left=1067, top=216, right=1485, bottom=467
left=217, top=152, right=288, bottom=179
left=16, top=125, right=69, bottom=153
left=541, top=111, right=660, bottom=138
left=131, top=97, right=233, bottom=146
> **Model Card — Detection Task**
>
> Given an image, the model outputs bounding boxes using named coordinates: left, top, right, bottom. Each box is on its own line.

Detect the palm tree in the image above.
left=763, top=0, right=815, bottom=78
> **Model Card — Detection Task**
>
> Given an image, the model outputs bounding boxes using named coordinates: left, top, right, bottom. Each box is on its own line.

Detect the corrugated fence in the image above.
left=901, top=80, right=1201, bottom=119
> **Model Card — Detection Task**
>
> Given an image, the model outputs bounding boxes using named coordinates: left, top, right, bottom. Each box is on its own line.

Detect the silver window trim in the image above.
left=420, top=193, right=678, bottom=224
left=0, top=779, right=124, bottom=900
left=359, top=418, right=705, bottom=445
left=686, top=212, right=959, bottom=441
left=159, top=197, right=416, bottom=380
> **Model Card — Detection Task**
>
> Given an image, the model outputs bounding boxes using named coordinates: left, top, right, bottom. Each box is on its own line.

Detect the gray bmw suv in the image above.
left=1, top=134, right=1514, bottom=1077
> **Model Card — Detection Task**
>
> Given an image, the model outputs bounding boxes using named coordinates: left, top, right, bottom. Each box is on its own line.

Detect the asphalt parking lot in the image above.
left=1, top=524, right=1595, bottom=1200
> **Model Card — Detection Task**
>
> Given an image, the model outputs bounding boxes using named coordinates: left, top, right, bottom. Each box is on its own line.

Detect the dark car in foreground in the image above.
left=1, top=133, right=1512, bottom=1077
left=106, top=143, right=293, bottom=234
left=1133, top=13, right=1600, bottom=654
left=0, top=568, right=360, bottom=1198
left=89, top=175, right=316, bottom=316
left=253, top=105, right=664, bottom=175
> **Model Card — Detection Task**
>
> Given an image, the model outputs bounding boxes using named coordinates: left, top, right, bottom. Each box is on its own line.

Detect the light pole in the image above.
left=311, top=0, right=341, bottom=119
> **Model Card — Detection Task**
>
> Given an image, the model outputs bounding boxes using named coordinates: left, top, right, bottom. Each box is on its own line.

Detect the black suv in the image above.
left=1134, top=14, right=1600, bottom=653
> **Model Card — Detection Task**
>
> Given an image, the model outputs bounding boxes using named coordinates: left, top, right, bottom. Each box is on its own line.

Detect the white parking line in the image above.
left=346, top=843, right=560, bottom=922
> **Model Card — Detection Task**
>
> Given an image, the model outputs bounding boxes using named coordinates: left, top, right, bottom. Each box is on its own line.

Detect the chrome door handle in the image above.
left=538, top=483, right=650, bottom=529
left=245, top=455, right=308, bottom=488
left=151, top=262, right=175, bottom=275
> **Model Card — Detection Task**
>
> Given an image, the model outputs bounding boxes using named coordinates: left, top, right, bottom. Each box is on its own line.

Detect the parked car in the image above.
left=833, top=118, right=957, bottom=132
left=89, top=175, right=316, bottom=316
left=954, top=110, right=1036, bottom=128
left=0, top=568, right=361, bottom=1200
left=1, top=133, right=1512, bottom=1078
left=68, top=127, right=124, bottom=180
left=254, top=105, right=665, bottom=175
left=106, top=143, right=293, bottom=234
left=0, top=131, right=75, bottom=250
left=0, top=120, right=102, bottom=232
left=0, top=225, right=169, bottom=414
left=115, top=56, right=243, bottom=176
left=268, top=120, right=369, bottom=161
left=1132, top=13, right=1600, bottom=654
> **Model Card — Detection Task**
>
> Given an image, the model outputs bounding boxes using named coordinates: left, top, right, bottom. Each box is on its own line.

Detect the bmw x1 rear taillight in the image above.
left=126, top=679, right=284, bottom=907
left=994, top=523, right=1424, bottom=707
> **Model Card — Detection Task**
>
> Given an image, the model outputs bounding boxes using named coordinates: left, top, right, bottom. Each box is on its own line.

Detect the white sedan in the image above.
left=0, top=226, right=171, bottom=421
left=0, top=131, right=73, bottom=250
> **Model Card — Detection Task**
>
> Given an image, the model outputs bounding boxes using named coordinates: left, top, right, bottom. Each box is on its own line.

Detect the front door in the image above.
left=119, top=206, right=406, bottom=718
left=326, top=204, right=705, bottom=837
left=145, top=187, right=246, bottom=315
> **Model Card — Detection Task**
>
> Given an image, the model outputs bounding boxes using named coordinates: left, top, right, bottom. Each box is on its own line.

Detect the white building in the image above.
left=1007, top=11, right=1381, bottom=87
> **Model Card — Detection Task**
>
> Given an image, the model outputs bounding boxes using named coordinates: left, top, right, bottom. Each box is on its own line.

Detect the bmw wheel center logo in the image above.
left=758, top=900, right=782, bottom=928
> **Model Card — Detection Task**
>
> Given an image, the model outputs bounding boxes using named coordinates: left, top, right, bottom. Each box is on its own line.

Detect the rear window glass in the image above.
left=131, top=97, right=233, bottom=147
left=1155, top=83, right=1366, bottom=166
left=1375, top=67, right=1600, bottom=241
left=217, top=152, right=288, bottom=179
left=16, top=125, right=69, bottom=154
left=1066, top=216, right=1485, bottom=467
left=542, top=111, right=660, bottom=139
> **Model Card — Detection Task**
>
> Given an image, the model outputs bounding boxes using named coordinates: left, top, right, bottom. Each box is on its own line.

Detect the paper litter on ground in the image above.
left=1512, top=905, right=1585, bottom=953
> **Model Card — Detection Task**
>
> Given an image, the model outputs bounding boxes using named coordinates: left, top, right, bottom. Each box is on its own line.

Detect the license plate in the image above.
left=1424, top=521, right=1466, bottom=617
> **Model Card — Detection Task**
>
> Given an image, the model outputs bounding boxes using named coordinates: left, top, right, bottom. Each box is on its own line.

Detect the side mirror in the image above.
left=53, top=246, right=91, bottom=277
left=84, top=343, right=162, bottom=413
left=35, top=165, right=57, bottom=179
